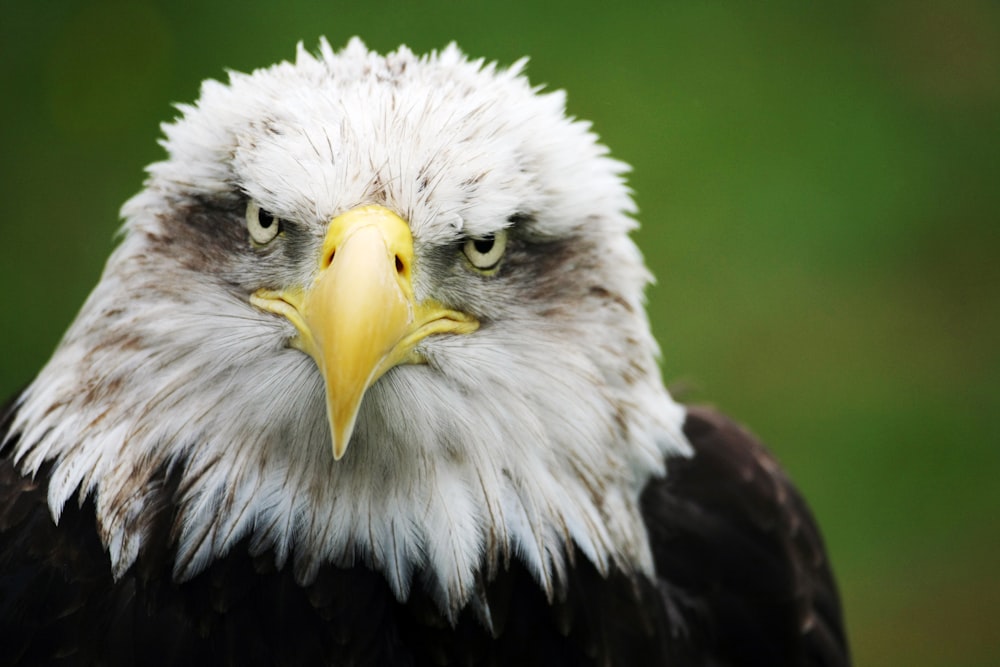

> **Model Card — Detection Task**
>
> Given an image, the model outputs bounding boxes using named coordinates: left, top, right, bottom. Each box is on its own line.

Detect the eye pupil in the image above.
left=258, top=209, right=275, bottom=229
left=473, top=236, right=495, bottom=254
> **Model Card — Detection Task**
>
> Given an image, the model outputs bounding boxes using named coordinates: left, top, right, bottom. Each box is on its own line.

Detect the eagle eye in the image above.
left=463, top=229, right=508, bottom=272
left=246, top=200, right=282, bottom=245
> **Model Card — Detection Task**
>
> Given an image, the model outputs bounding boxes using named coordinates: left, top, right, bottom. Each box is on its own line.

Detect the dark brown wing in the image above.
left=641, top=406, right=850, bottom=666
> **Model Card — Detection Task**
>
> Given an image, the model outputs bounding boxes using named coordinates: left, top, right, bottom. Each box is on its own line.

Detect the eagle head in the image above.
left=8, top=38, right=689, bottom=612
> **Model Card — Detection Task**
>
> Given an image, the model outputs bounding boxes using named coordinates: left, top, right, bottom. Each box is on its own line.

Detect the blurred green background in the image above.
left=2, top=1, right=998, bottom=664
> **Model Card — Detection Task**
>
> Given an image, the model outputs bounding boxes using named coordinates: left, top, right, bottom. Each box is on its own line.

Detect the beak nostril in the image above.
left=323, top=249, right=336, bottom=269
left=395, top=255, right=405, bottom=275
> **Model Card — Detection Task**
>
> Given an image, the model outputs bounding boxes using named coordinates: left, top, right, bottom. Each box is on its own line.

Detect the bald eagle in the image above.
left=0, top=39, right=848, bottom=666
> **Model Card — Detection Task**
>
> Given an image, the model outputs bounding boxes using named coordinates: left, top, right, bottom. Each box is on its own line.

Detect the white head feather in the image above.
left=7, top=38, right=689, bottom=612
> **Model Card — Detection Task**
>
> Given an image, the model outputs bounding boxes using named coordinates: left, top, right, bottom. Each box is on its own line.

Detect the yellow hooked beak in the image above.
left=251, top=205, right=478, bottom=460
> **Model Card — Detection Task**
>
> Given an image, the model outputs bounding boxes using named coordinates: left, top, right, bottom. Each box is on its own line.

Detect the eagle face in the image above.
left=8, top=38, right=689, bottom=611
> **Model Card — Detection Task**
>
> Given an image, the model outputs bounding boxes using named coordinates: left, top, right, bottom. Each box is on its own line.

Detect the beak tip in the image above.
left=331, top=422, right=353, bottom=461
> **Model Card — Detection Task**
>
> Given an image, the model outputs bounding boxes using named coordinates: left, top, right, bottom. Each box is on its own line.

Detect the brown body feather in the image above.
left=0, top=397, right=847, bottom=666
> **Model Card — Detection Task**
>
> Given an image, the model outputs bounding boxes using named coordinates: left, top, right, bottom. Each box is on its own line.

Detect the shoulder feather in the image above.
left=641, top=405, right=850, bottom=666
